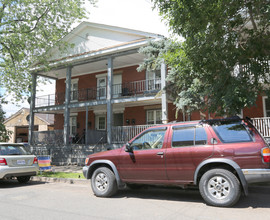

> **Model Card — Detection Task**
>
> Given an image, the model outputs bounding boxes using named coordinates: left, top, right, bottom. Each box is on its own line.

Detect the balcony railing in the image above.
left=252, top=117, right=270, bottom=138
left=35, top=79, right=161, bottom=107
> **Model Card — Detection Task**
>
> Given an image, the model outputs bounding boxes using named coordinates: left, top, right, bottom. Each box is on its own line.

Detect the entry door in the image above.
left=97, top=77, right=106, bottom=100
left=112, top=74, right=122, bottom=98
left=113, top=113, right=123, bottom=126
left=117, top=128, right=168, bottom=182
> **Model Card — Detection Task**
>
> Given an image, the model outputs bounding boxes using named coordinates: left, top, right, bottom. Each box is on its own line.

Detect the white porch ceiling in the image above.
left=39, top=52, right=145, bottom=80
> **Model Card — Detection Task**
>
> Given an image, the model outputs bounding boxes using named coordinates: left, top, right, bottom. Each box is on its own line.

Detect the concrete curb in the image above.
left=31, top=176, right=89, bottom=185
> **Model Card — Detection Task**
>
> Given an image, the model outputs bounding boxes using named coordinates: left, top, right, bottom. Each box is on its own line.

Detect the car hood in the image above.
left=88, top=147, right=122, bottom=160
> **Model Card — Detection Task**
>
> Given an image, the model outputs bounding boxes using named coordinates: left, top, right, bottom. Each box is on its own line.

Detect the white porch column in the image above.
left=161, top=61, right=168, bottom=124
left=107, top=57, right=113, bottom=144
left=64, top=66, right=72, bottom=146
left=29, top=73, right=37, bottom=145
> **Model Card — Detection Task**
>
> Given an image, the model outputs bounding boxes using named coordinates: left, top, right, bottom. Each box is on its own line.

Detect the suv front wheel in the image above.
left=91, top=167, right=117, bottom=197
left=199, top=169, right=241, bottom=207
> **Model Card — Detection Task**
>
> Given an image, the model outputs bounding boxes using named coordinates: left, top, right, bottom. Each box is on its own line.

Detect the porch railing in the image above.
left=32, top=125, right=154, bottom=146
left=35, top=78, right=161, bottom=107
left=32, top=130, right=64, bottom=146
left=111, top=124, right=155, bottom=143
left=252, top=117, right=270, bottom=138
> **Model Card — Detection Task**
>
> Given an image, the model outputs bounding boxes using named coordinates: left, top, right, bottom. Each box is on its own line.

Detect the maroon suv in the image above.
left=83, top=117, right=270, bottom=207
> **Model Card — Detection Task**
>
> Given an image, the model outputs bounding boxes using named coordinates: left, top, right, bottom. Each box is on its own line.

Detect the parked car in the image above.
left=0, top=143, right=39, bottom=183
left=83, top=117, right=270, bottom=207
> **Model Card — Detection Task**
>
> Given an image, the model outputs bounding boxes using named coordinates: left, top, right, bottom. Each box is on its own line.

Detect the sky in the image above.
left=1, top=0, right=171, bottom=118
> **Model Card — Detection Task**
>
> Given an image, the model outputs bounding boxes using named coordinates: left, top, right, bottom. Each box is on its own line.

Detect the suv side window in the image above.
left=130, top=129, right=166, bottom=150
left=212, top=121, right=252, bottom=143
left=172, top=126, right=207, bottom=147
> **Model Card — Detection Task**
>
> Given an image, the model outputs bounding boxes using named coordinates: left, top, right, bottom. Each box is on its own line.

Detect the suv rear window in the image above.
left=212, top=121, right=252, bottom=143
left=0, top=145, right=30, bottom=155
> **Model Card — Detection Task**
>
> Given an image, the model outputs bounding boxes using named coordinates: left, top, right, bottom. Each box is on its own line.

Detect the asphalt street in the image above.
left=0, top=179, right=269, bottom=220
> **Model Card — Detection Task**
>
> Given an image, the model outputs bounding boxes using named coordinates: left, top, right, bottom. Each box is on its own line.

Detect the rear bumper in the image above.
left=0, top=165, right=39, bottom=179
left=242, top=169, right=270, bottom=184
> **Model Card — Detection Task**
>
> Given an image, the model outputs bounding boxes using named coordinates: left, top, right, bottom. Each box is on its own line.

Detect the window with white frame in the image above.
left=69, top=116, right=77, bottom=136
left=146, top=70, right=161, bottom=91
left=147, top=110, right=162, bottom=125
left=95, top=115, right=106, bottom=130
left=263, top=96, right=270, bottom=117
left=70, top=78, right=78, bottom=101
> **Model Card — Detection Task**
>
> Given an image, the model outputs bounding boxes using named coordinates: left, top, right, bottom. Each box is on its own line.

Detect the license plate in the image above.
left=17, top=160, right=26, bottom=165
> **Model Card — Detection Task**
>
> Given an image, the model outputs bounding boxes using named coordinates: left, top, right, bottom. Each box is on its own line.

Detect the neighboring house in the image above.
left=4, top=108, right=54, bottom=143
left=29, top=22, right=270, bottom=151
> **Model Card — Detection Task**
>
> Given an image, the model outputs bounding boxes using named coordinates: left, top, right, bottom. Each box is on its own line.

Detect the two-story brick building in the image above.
left=29, top=22, right=270, bottom=163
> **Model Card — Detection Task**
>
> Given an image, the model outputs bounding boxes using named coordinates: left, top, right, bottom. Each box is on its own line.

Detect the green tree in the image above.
left=0, top=97, right=11, bottom=142
left=0, top=0, right=95, bottom=100
left=149, top=0, right=270, bottom=116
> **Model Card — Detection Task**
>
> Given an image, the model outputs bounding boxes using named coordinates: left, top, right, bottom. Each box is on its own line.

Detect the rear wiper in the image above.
left=8, top=153, right=21, bottom=155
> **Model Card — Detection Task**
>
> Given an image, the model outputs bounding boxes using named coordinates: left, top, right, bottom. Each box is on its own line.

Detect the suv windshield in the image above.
left=0, top=145, right=30, bottom=155
left=212, top=121, right=253, bottom=143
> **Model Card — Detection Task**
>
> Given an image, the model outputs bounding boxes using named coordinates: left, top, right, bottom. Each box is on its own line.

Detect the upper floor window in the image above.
left=70, top=78, right=79, bottom=101
left=172, top=126, right=207, bottom=147
left=147, top=109, right=162, bottom=125
left=146, top=70, right=161, bottom=91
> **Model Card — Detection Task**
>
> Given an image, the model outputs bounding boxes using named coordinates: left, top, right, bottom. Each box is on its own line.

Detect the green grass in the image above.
left=38, top=171, right=85, bottom=179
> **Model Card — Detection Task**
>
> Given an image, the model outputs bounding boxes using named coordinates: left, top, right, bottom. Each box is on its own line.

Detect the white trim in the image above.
left=65, top=21, right=163, bottom=42
left=95, top=73, right=107, bottom=78
left=65, top=78, right=79, bottom=83
left=70, top=112, right=78, bottom=116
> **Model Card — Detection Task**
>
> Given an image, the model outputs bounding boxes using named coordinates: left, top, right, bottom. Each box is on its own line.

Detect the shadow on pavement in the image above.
left=114, top=185, right=270, bottom=208
left=0, top=179, right=46, bottom=188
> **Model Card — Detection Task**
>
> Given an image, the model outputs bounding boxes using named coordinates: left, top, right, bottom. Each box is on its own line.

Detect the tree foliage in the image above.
left=149, top=0, right=270, bottom=116
left=0, top=0, right=95, bottom=100
left=0, top=97, right=11, bottom=142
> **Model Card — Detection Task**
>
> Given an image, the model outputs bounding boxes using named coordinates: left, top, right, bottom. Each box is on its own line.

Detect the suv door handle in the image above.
left=157, top=152, right=164, bottom=156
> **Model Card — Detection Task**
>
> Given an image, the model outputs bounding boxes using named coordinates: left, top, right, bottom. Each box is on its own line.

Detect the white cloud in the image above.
left=83, top=0, right=171, bottom=37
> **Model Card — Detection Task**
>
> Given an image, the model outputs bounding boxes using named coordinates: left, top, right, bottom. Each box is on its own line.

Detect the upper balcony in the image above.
left=35, top=78, right=161, bottom=108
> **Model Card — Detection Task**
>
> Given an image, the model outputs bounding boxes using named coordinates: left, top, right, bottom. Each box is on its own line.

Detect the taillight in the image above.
left=85, top=157, right=89, bottom=165
left=33, top=157, right=38, bottom=164
left=0, top=158, right=7, bottom=166
left=262, top=147, right=270, bottom=163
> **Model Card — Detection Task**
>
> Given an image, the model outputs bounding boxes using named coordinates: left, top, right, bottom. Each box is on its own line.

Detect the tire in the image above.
left=17, top=176, right=31, bottom=183
left=91, top=167, right=117, bottom=197
left=199, top=169, right=241, bottom=207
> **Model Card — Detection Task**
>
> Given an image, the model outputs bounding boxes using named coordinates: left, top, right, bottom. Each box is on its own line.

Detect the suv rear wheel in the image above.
left=199, top=169, right=241, bottom=207
left=91, top=167, right=117, bottom=197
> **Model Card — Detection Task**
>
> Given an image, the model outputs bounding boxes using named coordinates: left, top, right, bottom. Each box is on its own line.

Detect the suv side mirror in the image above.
left=211, top=138, right=218, bottom=144
left=125, top=143, right=133, bottom=153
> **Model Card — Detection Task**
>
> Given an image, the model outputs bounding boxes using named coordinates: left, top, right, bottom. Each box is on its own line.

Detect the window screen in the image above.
left=172, top=127, right=207, bottom=147
left=212, top=121, right=252, bottom=143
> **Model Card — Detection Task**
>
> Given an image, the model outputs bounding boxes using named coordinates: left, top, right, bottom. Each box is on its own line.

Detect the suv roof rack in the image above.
left=200, top=116, right=242, bottom=125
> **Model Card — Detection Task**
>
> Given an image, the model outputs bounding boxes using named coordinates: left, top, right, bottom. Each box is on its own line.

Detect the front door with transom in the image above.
left=97, top=77, right=106, bottom=100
